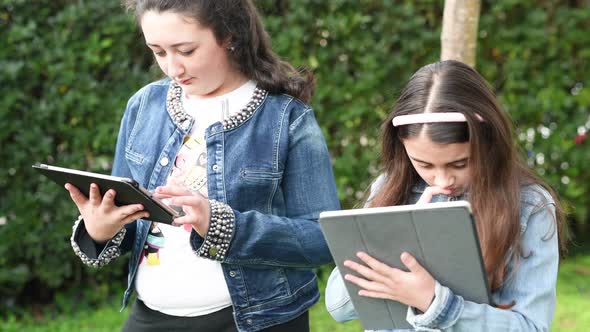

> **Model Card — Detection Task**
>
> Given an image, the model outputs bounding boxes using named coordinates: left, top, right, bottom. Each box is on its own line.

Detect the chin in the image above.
left=183, top=88, right=208, bottom=99
left=451, top=189, right=466, bottom=197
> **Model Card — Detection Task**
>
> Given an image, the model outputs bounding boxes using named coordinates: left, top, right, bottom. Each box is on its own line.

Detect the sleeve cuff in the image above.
left=325, top=267, right=359, bottom=322
left=191, top=200, right=235, bottom=261
left=406, top=280, right=464, bottom=330
left=70, top=216, right=125, bottom=268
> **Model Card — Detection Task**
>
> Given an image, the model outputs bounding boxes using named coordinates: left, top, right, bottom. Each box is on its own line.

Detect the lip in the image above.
left=178, top=78, right=192, bottom=85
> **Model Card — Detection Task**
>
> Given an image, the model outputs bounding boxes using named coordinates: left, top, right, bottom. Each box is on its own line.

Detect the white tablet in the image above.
left=319, top=201, right=491, bottom=330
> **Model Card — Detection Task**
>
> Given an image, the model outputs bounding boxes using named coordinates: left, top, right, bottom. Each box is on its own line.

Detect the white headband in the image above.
left=391, top=112, right=484, bottom=127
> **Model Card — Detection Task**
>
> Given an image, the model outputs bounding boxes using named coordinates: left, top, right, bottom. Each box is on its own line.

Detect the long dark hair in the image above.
left=122, top=0, right=315, bottom=102
left=370, top=60, right=567, bottom=292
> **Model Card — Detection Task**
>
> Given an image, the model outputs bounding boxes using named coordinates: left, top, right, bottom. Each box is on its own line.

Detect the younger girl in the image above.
left=325, top=60, right=566, bottom=331
left=65, top=1, right=340, bottom=331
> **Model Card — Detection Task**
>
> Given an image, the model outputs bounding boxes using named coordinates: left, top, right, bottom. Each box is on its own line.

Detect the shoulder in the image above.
left=126, top=78, right=171, bottom=108
left=370, top=174, right=387, bottom=194
left=365, top=174, right=388, bottom=205
left=519, top=184, right=555, bottom=216
left=122, top=78, right=170, bottom=119
left=518, top=184, right=557, bottom=234
left=262, top=93, right=314, bottom=126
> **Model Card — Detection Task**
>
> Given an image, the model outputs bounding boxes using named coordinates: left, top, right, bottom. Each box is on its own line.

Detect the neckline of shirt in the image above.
left=181, top=80, right=257, bottom=116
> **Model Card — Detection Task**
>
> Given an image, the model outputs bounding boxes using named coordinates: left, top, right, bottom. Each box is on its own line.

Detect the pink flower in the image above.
left=574, top=134, right=587, bottom=145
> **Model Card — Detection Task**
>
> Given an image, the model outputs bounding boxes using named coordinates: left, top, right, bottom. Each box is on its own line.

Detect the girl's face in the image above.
left=402, top=133, right=471, bottom=197
left=141, top=11, right=247, bottom=99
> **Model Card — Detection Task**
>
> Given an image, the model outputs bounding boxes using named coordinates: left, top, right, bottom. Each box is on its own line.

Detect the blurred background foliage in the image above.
left=1, top=0, right=589, bottom=317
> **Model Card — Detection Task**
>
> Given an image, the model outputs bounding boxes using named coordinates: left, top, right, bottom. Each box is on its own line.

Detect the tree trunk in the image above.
left=441, top=0, right=481, bottom=67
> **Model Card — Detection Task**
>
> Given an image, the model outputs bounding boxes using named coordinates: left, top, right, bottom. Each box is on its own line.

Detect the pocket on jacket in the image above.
left=235, top=168, right=283, bottom=214
left=242, top=267, right=290, bottom=303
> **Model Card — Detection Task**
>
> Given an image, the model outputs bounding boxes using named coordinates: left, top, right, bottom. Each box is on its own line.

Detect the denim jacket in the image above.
left=325, top=175, right=559, bottom=331
left=70, top=78, right=341, bottom=331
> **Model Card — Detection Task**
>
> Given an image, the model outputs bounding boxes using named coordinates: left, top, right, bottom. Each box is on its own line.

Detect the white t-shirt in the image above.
left=134, top=80, right=257, bottom=316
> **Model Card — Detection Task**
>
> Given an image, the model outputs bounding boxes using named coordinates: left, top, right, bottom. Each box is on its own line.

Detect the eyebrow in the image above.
left=410, top=156, right=469, bottom=165
left=146, top=42, right=195, bottom=48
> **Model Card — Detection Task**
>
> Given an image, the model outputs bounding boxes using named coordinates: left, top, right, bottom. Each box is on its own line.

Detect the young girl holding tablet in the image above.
left=326, top=60, right=566, bottom=331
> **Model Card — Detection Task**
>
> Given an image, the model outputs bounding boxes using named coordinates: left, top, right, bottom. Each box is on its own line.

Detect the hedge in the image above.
left=1, top=0, right=588, bottom=312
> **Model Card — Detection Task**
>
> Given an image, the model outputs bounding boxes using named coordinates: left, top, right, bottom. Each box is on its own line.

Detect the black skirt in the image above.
left=121, top=299, right=309, bottom=332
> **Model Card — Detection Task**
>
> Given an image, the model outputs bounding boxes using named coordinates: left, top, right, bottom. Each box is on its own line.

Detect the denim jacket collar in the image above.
left=164, top=79, right=269, bottom=134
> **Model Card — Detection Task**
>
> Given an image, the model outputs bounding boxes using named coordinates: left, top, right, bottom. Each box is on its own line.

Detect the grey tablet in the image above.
left=33, top=163, right=182, bottom=224
left=319, top=201, right=490, bottom=330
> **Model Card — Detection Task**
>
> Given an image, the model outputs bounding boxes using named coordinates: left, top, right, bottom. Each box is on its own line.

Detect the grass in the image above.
left=1, top=303, right=127, bottom=332
left=552, top=255, right=590, bottom=331
left=2, top=255, right=589, bottom=332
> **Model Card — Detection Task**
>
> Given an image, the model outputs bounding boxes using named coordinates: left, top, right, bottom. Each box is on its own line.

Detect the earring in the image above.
left=227, top=45, right=235, bottom=52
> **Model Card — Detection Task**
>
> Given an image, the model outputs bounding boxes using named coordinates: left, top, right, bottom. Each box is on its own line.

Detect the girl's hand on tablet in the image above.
left=151, top=177, right=190, bottom=199
left=154, top=183, right=210, bottom=238
left=343, top=251, right=436, bottom=313
left=416, top=186, right=452, bottom=204
left=65, top=182, right=149, bottom=243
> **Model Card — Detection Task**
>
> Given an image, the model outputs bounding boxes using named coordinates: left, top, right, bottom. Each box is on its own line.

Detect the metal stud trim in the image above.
left=195, top=200, right=235, bottom=261
left=165, top=81, right=267, bottom=132
left=70, top=216, right=125, bottom=268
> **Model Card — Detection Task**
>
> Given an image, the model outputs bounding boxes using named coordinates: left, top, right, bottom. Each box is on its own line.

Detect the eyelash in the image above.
left=152, top=49, right=195, bottom=57
left=419, top=163, right=467, bottom=169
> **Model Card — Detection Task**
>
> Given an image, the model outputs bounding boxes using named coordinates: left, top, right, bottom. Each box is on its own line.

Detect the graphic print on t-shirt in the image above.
left=171, top=134, right=209, bottom=194
left=141, top=224, right=165, bottom=266
left=140, top=99, right=213, bottom=266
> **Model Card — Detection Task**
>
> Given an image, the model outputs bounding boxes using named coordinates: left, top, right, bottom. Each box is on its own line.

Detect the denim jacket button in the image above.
left=229, top=271, right=237, bottom=277
left=212, top=164, right=220, bottom=172
left=160, top=157, right=169, bottom=166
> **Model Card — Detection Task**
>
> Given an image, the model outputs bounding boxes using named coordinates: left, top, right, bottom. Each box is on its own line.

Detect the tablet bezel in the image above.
left=33, top=163, right=181, bottom=224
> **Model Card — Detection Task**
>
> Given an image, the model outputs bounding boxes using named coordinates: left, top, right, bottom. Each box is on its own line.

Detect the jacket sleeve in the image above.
left=407, top=202, right=559, bottom=331
left=70, top=92, right=141, bottom=266
left=325, top=266, right=359, bottom=322
left=190, top=108, right=341, bottom=268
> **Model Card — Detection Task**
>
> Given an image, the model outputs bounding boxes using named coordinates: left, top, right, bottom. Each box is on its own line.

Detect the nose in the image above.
left=433, top=169, right=455, bottom=189
left=166, top=54, right=184, bottom=78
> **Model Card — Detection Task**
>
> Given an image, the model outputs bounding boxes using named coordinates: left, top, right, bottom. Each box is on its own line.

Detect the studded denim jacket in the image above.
left=70, top=78, right=341, bottom=331
left=325, top=175, right=559, bottom=331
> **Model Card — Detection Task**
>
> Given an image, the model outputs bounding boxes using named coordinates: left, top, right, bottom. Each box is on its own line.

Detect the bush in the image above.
left=1, top=0, right=588, bottom=313
left=0, top=0, right=153, bottom=312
